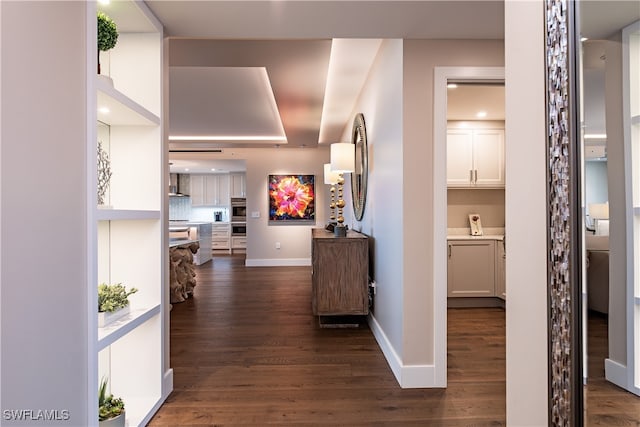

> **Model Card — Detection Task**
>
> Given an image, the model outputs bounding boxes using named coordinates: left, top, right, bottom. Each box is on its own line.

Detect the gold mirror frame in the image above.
left=351, top=113, right=368, bottom=221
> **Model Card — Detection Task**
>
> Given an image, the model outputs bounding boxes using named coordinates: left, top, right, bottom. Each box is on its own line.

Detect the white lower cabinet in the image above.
left=211, top=223, right=230, bottom=252
left=447, top=239, right=496, bottom=297
left=496, top=239, right=506, bottom=299
left=231, top=236, right=247, bottom=250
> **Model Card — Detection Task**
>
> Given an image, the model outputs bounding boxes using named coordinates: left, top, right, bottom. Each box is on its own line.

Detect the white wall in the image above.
left=603, top=34, right=628, bottom=373
left=448, top=189, right=505, bottom=228
left=245, top=148, right=329, bottom=265
left=342, top=40, right=406, bottom=363
left=1, top=1, right=89, bottom=424
left=337, top=38, right=505, bottom=386
left=505, top=1, right=549, bottom=424
left=403, top=40, right=504, bottom=370
left=585, top=161, right=609, bottom=208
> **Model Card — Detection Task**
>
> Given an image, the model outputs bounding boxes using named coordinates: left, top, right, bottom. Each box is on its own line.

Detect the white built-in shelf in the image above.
left=632, top=115, right=640, bottom=126
left=97, top=78, right=160, bottom=126
left=96, top=209, right=161, bottom=221
left=98, top=304, right=161, bottom=350
left=124, top=396, right=163, bottom=427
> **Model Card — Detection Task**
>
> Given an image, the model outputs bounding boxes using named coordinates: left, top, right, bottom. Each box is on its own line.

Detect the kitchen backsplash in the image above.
left=191, top=206, right=229, bottom=222
left=169, top=196, right=229, bottom=222
left=447, top=188, right=505, bottom=228
left=169, top=196, right=191, bottom=221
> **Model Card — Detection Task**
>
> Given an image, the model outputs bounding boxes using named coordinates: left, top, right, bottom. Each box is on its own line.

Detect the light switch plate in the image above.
left=251, top=211, right=260, bottom=218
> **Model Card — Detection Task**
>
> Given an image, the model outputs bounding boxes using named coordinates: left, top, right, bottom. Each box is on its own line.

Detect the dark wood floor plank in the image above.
left=148, top=254, right=639, bottom=426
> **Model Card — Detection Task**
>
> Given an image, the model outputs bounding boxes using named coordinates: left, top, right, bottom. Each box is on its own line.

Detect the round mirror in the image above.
left=351, top=113, right=368, bottom=221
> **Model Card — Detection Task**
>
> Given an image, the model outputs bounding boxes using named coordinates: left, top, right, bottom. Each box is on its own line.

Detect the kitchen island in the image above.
left=169, top=221, right=212, bottom=265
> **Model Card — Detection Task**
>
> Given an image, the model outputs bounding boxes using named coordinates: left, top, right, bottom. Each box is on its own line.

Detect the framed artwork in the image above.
left=268, top=174, right=315, bottom=224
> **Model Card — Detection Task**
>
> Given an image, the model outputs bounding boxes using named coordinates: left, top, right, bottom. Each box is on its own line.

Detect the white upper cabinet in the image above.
left=191, top=174, right=230, bottom=206
left=447, top=128, right=505, bottom=188
left=230, top=173, right=247, bottom=198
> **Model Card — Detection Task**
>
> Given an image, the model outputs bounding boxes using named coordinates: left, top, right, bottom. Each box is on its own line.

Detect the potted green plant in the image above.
left=99, top=377, right=125, bottom=427
left=97, top=11, right=119, bottom=76
left=98, top=283, right=137, bottom=327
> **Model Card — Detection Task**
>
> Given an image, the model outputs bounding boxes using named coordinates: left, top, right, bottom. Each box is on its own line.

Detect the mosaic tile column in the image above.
left=545, top=0, right=584, bottom=425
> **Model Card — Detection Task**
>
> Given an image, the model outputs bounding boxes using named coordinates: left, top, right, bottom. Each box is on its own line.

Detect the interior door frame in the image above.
left=433, top=66, right=505, bottom=385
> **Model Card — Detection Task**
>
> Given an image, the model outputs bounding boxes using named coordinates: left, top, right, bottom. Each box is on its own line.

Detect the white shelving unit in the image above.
left=623, top=19, right=640, bottom=396
left=90, top=1, right=170, bottom=425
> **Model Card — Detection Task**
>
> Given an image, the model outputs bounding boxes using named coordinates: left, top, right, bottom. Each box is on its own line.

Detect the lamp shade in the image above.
left=588, top=202, right=609, bottom=220
left=330, top=143, right=354, bottom=173
left=324, top=163, right=340, bottom=184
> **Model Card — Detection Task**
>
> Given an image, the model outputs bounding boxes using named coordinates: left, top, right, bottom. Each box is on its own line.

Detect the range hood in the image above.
left=169, top=173, right=191, bottom=196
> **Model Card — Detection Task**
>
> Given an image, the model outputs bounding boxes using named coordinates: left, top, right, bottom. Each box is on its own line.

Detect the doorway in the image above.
left=433, top=67, right=505, bottom=387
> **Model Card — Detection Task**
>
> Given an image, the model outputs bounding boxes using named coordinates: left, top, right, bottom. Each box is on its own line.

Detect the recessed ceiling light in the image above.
left=447, top=83, right=458, bottom=89
left=476, top=111, right=488, bottom=118
left=581, top=37, right=588, bottom=42
left=185, top=168, right=190, bottom=172
left=98, top=0, right=110, bottom=4
left=211, top=168, right=216, bottom=171
left=98, top=107, right=110, bottom=114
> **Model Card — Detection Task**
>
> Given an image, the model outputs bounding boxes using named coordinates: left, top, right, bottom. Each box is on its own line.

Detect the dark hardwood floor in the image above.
left=148, top=255, right=639, bottom=426
left=584, top=312, right=640, bottom=425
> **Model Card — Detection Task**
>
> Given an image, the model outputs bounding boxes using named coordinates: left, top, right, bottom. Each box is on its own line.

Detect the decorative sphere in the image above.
left=337, top=176, right=345, bottom=185
left=329, top=202, right=336, bottom=208
left=330, top=187, right=335, bottom=193
left=337, top=215, right=344, bottom=223
left=336, top=200, right=345, bottom=208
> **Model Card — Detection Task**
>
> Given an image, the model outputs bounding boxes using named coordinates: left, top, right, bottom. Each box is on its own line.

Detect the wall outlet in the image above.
left=251, top=211, right=260, bottom=218
left=275, top=242, right=281, bottom=249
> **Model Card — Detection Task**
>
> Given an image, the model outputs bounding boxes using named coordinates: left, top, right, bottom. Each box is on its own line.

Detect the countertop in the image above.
left=169, top=238, right=200, bottom=248
left=447, top=234, right=504, bottom=241
left=447, top=227, right=504, bottom=241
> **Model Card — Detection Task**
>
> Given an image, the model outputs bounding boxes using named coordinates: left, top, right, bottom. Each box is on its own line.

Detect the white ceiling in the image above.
left=447, top=84, right=505, bottom=121
left=137, top=0, right=639, bottom=166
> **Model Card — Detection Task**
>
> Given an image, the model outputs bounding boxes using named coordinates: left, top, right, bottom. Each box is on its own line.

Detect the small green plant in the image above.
left=98, top=377, right=125, bottom=421
left=98, top=283, right=137, bottom=313
left=97, top=12, right=118, bottom=74
left=97, top=12, right=118, bottom=52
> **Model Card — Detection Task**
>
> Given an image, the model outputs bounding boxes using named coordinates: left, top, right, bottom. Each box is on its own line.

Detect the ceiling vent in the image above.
left=169, top=149, right=224, bottom=153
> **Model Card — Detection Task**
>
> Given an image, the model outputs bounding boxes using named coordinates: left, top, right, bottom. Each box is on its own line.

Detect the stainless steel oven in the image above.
left=231, top=223, right=246, bottom=236
left=231, top=198, right=246, bottom=221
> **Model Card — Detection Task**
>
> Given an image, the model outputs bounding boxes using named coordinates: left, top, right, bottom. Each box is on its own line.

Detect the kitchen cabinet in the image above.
left=92, top=1, right=170, bottom=426
left=496, top=239, right=506, bottom=300
left=230, top=173, right=246, bottom=198
left=447, top=239, right=496, bottom=297
left=191, top=174, right=230, bottom=206
left=231, top=235, right=247, bottom=251
left=447, top=129, right=505, bottom=187
left=211, top=223, right=231, bottom=252
left=311, top=228, right=369, bottom=316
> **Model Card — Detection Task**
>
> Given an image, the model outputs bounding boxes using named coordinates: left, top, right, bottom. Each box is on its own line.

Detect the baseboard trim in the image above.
left=604, top=358, right=628, bottom=390
left=367, top=314, right=441, bottom=389
left=245, top=258, right=311, bottom=267
left=162, top=368, right=174, bottom=399
left=447, top=297, right=505, bottom=308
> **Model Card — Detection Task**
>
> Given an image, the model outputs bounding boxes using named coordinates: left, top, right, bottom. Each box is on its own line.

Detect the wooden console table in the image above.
left=311, top=228, right=369, bottom=316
